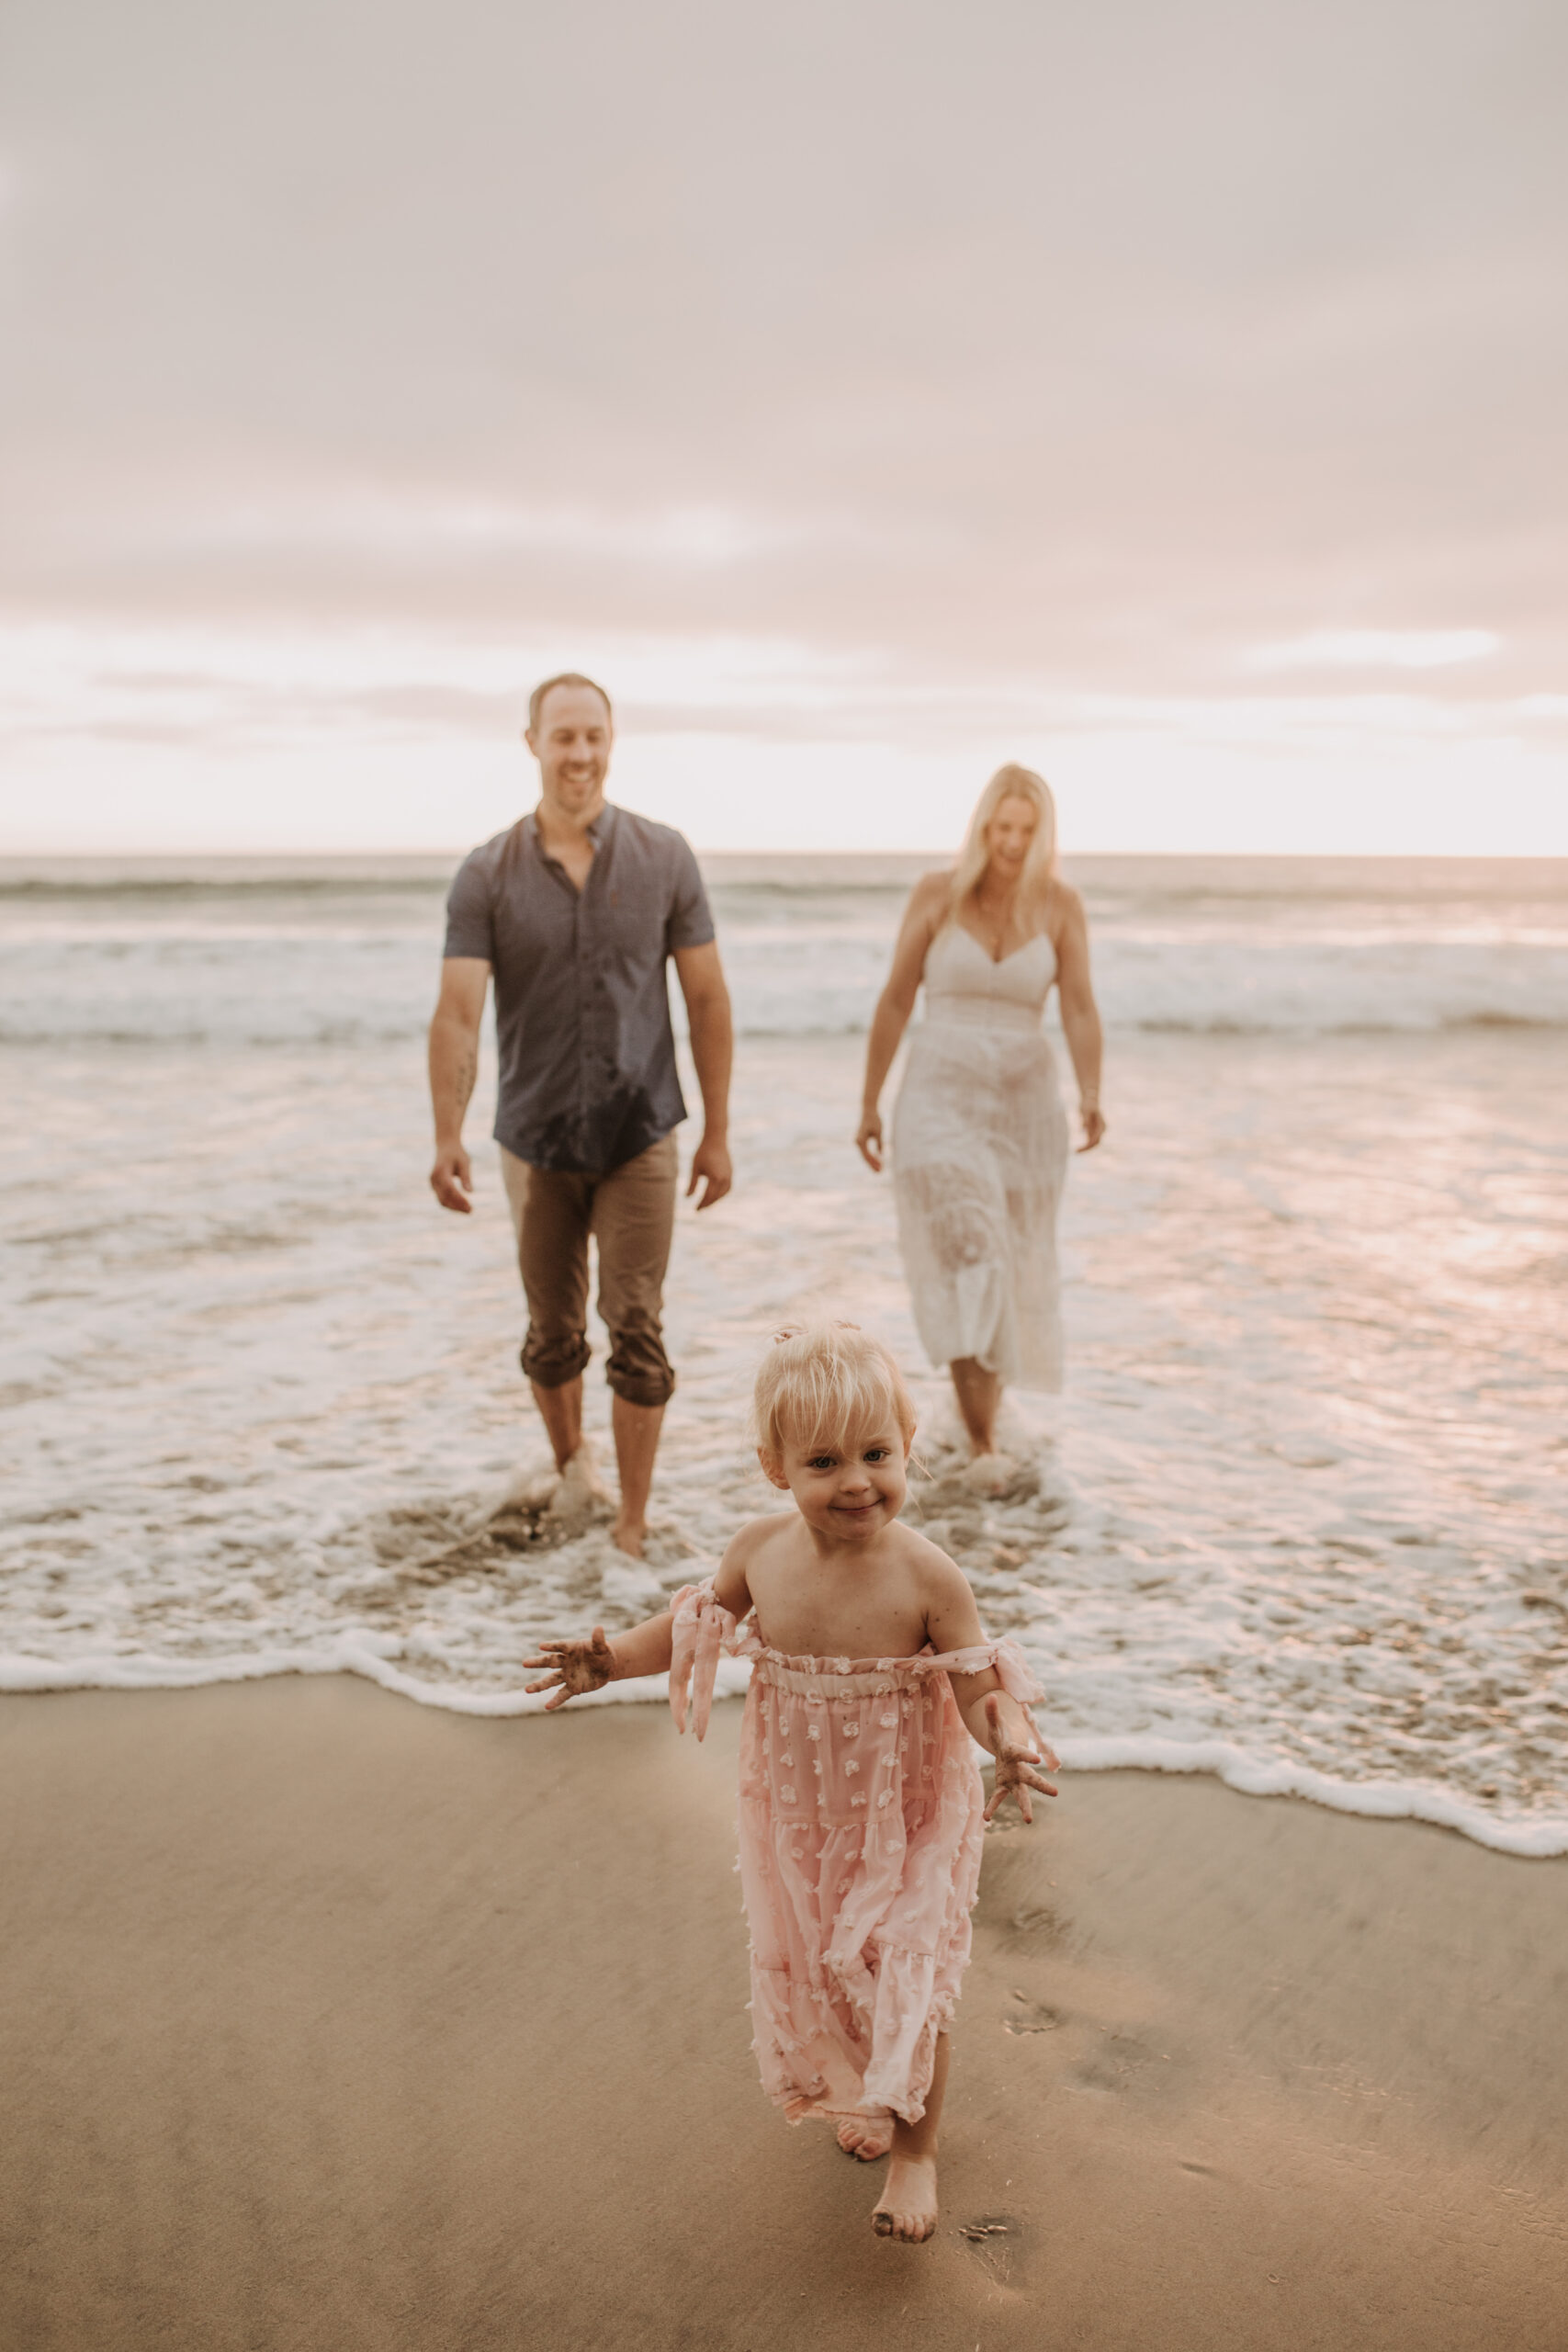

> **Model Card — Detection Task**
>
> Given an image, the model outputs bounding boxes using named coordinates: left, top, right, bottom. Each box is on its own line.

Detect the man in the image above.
left=428, top=673, right=733, bottom=1558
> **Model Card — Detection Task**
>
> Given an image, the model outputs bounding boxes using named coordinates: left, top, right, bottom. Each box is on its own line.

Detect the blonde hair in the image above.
left=752, top=1323, right=918, bottom=1461
left=945, top=763, right=1059, bottom=926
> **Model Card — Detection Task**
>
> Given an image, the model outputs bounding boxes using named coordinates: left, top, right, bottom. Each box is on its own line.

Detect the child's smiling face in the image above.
left=761, top=1416, right=910, bottom=1545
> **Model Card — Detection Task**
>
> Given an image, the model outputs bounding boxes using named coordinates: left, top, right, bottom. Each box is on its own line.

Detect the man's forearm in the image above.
left=429, top=1013, right=480, bottom=1143
left=687, top=990, right=733, bottom=1136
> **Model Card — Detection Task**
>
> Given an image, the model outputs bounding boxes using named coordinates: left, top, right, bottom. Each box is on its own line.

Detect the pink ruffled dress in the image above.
left=669, top=1580, right=1043, bottom=2130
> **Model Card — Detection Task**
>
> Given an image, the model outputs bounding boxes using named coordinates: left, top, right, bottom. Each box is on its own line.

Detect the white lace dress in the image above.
left=891, top=924, right=1070, bottom=1390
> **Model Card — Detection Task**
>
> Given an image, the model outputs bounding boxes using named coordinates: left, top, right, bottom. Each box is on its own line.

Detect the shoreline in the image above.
left=3, top=1673, right=1565, bottom=2350
left=3, top=1646, right=1563, bottom=1858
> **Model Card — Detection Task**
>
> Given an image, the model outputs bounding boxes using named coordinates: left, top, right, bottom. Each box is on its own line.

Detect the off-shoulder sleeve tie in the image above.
left=668, top=1581, right=739, bottom=1740
left=917, top=1634, right=1043, bottom=1710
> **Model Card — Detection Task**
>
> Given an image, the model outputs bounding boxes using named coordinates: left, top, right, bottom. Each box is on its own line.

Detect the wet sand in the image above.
left=2, top=1675, right=1564, bottom=2351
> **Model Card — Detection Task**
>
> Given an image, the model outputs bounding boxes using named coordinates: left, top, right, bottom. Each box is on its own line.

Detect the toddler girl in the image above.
left=523, top=1322, right=1056, bottom=2244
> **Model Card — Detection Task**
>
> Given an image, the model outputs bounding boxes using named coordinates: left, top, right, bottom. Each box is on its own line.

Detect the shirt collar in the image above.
left=525, top=800, right=616, bottom=854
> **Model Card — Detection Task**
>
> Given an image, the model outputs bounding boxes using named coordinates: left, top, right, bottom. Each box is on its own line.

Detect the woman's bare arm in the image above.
left=857, top=874, right=948, bottom=1170
left=1052, top=885, right=1106, bottom=1151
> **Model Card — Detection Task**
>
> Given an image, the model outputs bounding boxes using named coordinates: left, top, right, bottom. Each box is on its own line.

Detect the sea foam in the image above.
left=4, top=854, right=1565, bottom=1859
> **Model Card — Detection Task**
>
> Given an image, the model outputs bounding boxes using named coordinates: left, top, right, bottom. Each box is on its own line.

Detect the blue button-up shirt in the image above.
left=443, top=803, right=716, bottom=1173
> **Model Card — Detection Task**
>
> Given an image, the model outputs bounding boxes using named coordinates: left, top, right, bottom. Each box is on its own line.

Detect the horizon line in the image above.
left=2, top=844, right=1564, bottom=866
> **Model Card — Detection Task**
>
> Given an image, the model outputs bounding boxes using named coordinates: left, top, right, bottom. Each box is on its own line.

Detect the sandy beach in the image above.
left=3, top=1677, right=1564, bottom=2350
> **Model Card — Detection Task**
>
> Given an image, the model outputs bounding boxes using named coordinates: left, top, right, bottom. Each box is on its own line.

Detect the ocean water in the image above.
left=3, top=852, right=1565, bottom=1855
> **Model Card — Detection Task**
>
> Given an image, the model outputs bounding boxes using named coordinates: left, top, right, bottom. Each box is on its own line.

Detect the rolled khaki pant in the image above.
left=499, top=1132, right=679, bottom=1408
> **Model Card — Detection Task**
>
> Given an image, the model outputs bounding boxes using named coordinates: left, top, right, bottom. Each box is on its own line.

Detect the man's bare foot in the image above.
left=610, top=1513, right=645, bottom=1559
left=837, top=2115, right=892, bottom=2162
left=495, top=1464, right=559, bottom=1516
left=872, top=2152, right=939, bottom=2242
left=546, top=1443, right=612, bottom=1532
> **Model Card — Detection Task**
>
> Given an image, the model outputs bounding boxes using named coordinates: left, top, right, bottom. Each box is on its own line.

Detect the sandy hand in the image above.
left=523, top=1625, right=617, bottom=1711
left=981, top=1691, right=1060, bottom=1823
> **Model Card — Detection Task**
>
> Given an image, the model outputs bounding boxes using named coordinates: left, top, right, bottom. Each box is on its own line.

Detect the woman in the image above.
left=856, top=764, right=1104, bottom=1471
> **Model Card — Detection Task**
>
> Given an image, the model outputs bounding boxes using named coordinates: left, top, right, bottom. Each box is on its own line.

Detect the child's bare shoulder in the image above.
left=724, top=1510, right=799, bottom=1566
left=714, top=1511, right=798, bottom=1619
left=890, top=1524, right=987, bottom=1651
left=888, top=1520, right=972, bottom=1596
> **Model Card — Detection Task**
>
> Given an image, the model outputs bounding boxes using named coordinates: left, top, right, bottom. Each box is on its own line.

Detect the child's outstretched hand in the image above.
left=523, top=1625, right=616, bottom=1711
left=981, top=1691, right=1060, bottom=1824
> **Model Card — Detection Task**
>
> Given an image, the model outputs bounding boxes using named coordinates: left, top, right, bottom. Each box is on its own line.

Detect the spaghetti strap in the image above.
left=668, top=1580, right=739, bottom=1740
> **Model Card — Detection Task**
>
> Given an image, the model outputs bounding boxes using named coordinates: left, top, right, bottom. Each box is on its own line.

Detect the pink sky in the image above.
left=1, top=0, right=1564, bottom=852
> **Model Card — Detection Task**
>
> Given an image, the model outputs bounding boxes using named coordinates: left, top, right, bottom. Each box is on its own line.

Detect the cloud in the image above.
left=0, top=0, right=1564, bottom=845
left=1247, top=629, right=1503, bottom=673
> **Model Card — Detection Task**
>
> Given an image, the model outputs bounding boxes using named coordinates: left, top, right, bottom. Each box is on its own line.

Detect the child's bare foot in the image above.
left=872, top=2152, right=938, bottom=2241
left=837, top=2115, right=892, bottom=2162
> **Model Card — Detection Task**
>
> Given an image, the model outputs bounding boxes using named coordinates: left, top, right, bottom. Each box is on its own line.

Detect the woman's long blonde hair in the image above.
left=945, top=763, right=1059, bottom=925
